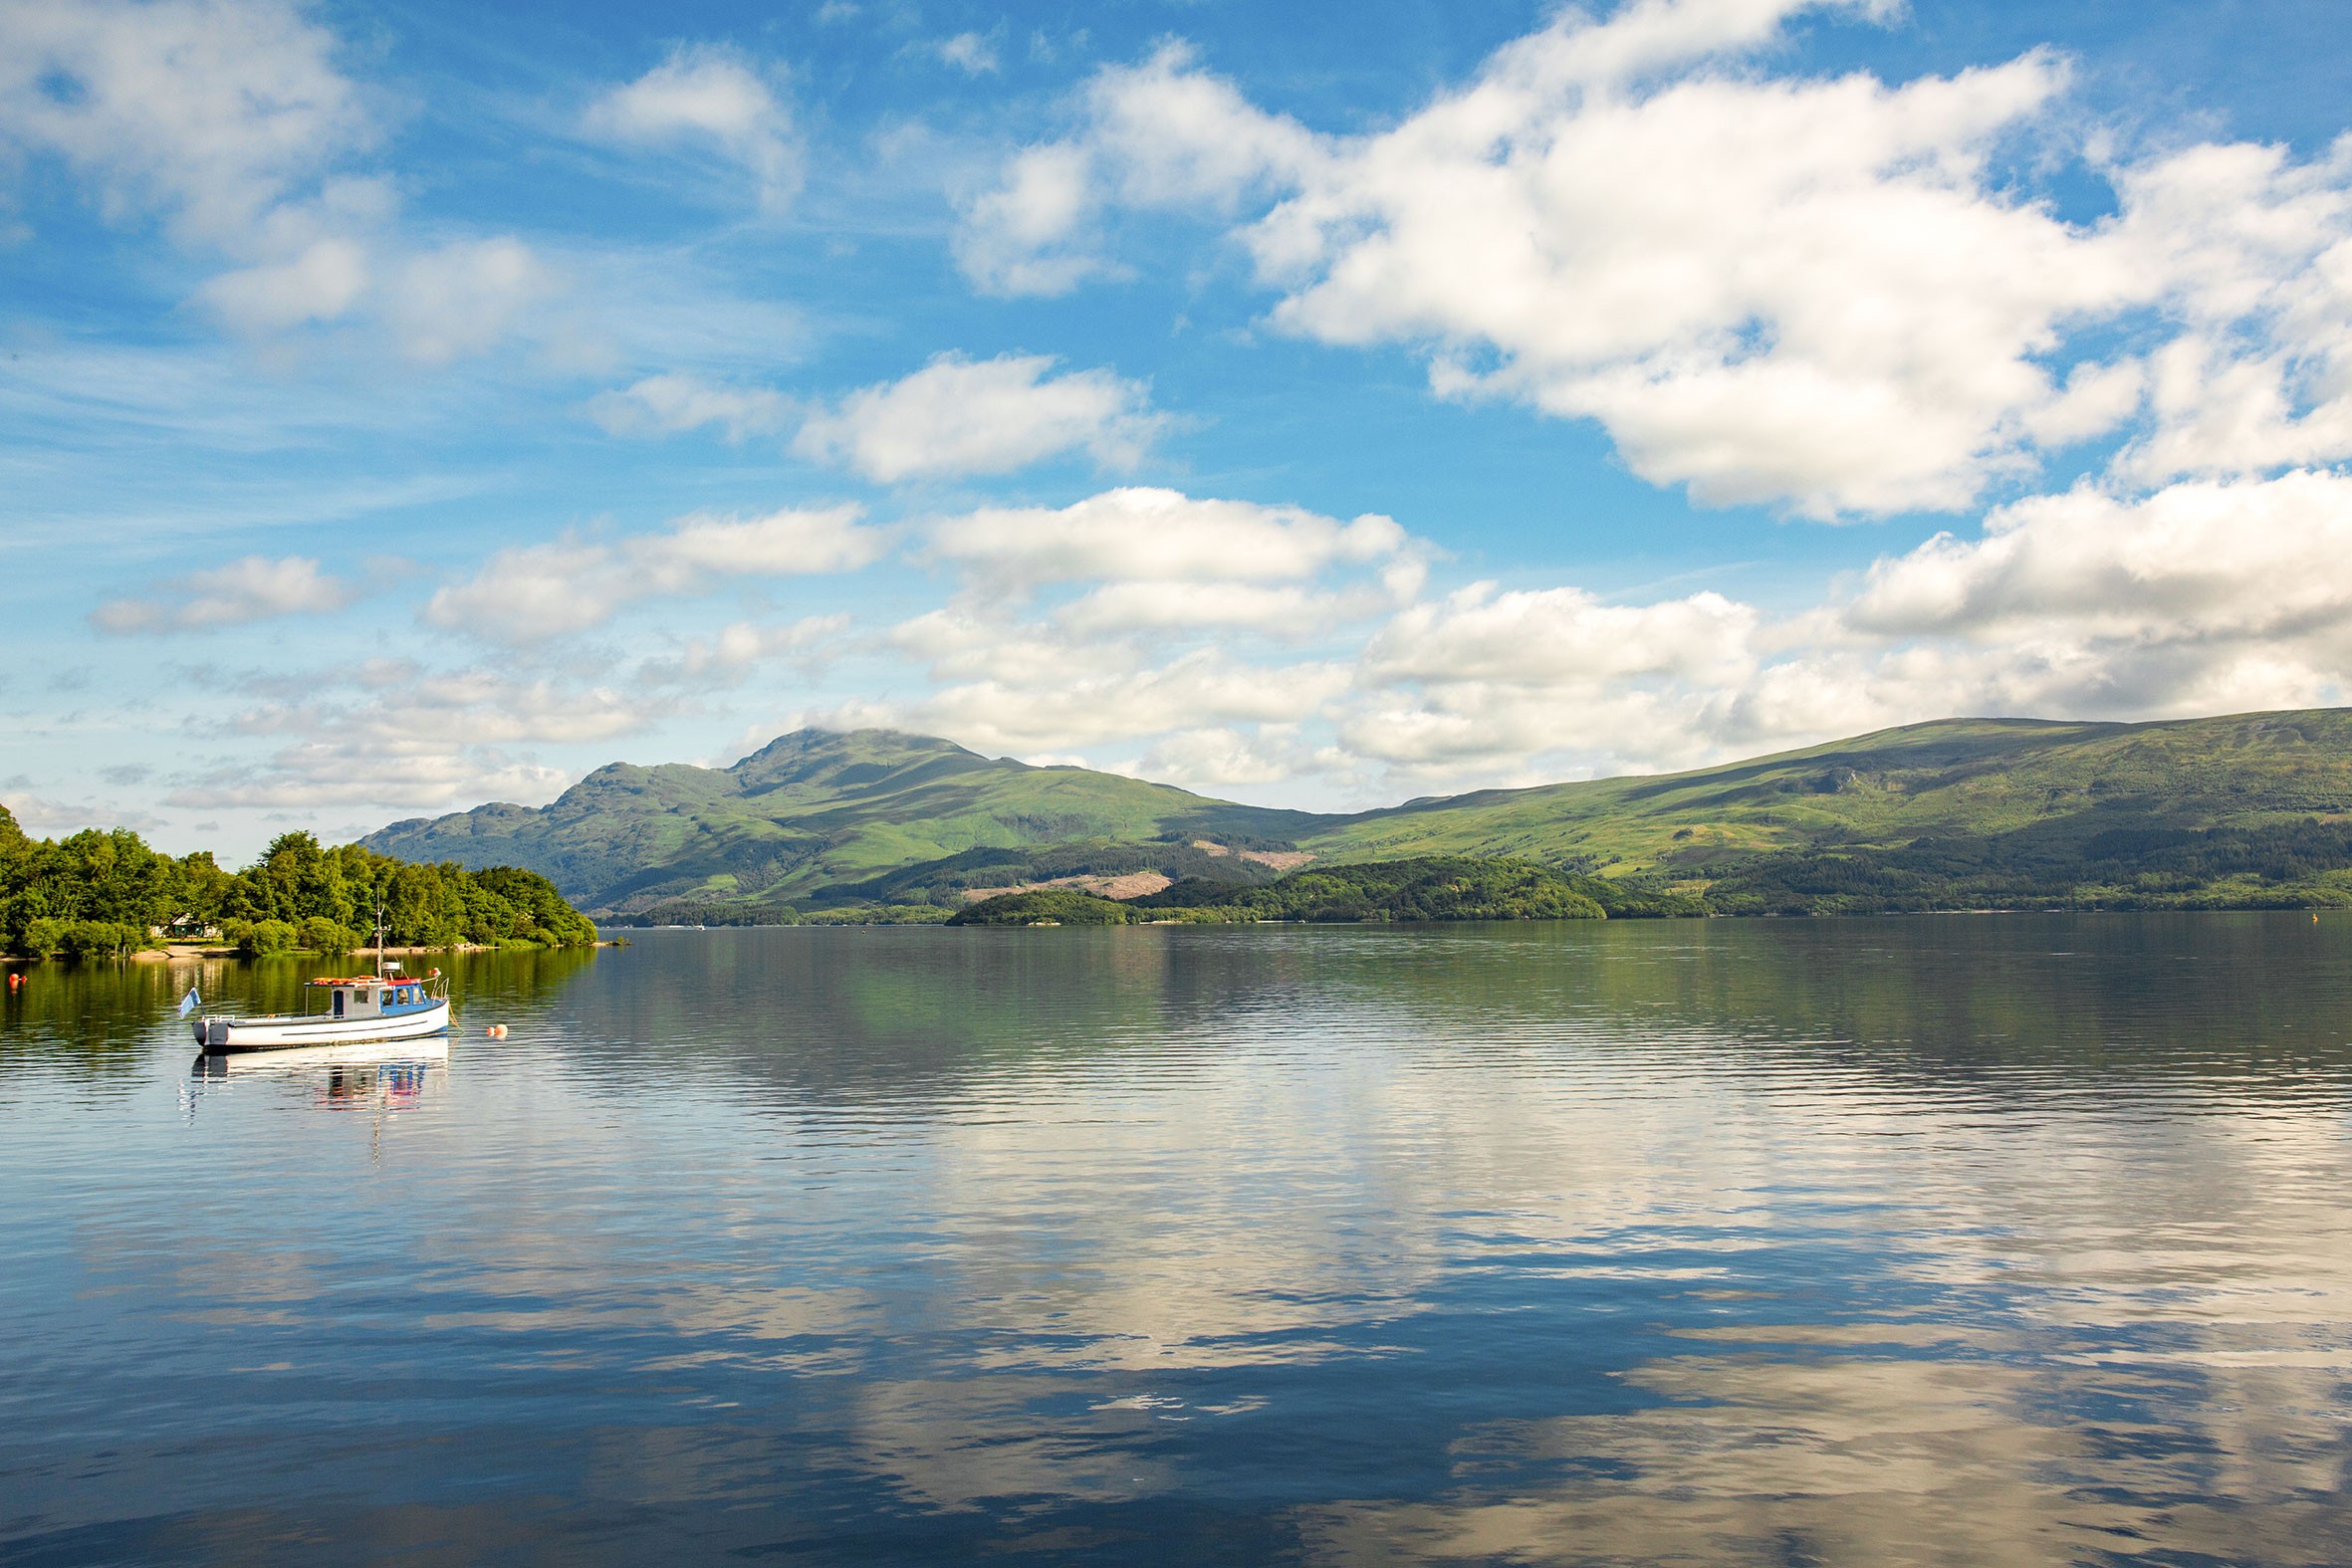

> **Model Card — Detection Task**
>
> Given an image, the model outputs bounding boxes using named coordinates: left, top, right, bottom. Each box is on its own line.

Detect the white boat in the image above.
left=193, top=973, right=451, bottom=1051
left=189, top=907, right=454, bottom=1052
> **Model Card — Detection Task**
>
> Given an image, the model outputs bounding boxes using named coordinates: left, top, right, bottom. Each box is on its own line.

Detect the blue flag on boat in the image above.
left=176, top=986, right=201, bottom=1019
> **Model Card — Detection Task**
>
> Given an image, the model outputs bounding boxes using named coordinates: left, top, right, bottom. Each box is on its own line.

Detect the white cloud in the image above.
left=843, top=467, right=2352, bottom=797
left=954, top=142, right=1110, bottom=296
left=1341, top=583, right=1764, bottom=771
left=1835, top=470, right=2352, bottom=712
left=951, top=2, right=2352, bottom=520
left=585, top=45, right=801, bottom=211
left=172, top=668, right=659, bottom=812
left=382, top=236, right=553, bottom=365
left=1366, top=583, right=1759, bottom=688
left=829, top=486, right=1426, bottom=769
left=193, top=234, right=369, bottom=332
left=589, top=371, right=792, bottom=441
left=423, top=505, right=884, bottom=643
left=0, top=790, right=167, bottom=837
left=830, top=648, right=1351, bottom=756
left=2105, top=139, right=2352, bottom=485
left=1136, top=724, right=1312, bottom=787
left=1326, top=469, right=2352, bottom=785
left=793, top=352, right=1165, bottom=482
left=953, top=42, right=1313, bottom=297
left=927, top=487, right=1406, bottom=586
left=634, top=614, right=849, bottom=687
left=933, top=32, right=1000, bottom=77
left=1054, top=580, right=1382, bottom=637
left=92, top=555, right=354, bottom=634
left=0, top=0, right=371, bottom=250
left=0, top=0, right=559, bottom=361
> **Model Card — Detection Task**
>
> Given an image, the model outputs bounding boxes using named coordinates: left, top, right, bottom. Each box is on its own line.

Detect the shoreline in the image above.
left=0, top=939, right=626, bottom=967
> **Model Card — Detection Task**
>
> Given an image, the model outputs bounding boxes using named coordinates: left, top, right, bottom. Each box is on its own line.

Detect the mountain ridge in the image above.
left=363, top=710, right=2352, bottom=916
left=364, top=728, right=1334, bottom=914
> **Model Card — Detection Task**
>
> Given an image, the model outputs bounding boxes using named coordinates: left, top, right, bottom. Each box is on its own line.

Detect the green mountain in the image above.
left=365, top=709, right=2352, bottom=917
left=1303, top=709, right=2352, bottom=912
left=361, top=729, right=1331, bottom=916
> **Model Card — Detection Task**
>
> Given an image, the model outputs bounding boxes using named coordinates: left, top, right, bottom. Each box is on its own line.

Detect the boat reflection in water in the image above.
left=187, top=1035, right=450, bottom=1115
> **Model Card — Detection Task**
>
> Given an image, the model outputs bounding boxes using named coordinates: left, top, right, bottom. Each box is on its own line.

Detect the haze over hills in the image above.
left=364, top=709, right=2352, bottom=917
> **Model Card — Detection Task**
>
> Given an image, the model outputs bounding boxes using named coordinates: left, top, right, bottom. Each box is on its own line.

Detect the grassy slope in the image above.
left=363, top=729, right=1332, bottom=913
left=1302, top=710, right=2352, bottom=878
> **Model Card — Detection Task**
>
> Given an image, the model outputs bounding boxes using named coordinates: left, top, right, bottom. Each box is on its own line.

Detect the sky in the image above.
left=4, top=0, right=2352, bottom=859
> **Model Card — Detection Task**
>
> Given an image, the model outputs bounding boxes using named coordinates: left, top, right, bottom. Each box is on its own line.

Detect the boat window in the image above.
left=358, top=988, right=371, bottom=1004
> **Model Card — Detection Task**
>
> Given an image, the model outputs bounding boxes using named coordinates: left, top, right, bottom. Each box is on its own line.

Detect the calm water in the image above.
left=4, top=917, right=2352, bottom=1565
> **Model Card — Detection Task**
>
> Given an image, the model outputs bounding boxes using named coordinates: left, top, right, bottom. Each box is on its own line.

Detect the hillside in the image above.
left=362, top=729, right=1333, bottom=916
left=1305, top=710, right=2352, bottom=911
left=365, top=710, right=2352, bottom=917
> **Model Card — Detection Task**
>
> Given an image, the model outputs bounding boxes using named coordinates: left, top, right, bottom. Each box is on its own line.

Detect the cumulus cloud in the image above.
left=927, top=487, right=1406, bottom=586
left=793, top=353, right=1165, bottom=483
left=2105, top=139, right=2352, bottom=485
left=1136, top=724, right=1316, bottom=788
left=584, top=45, right=801, bottom=210
left=194, top=233, right=369, bottom=332
left=953, top=0, right=2352, bottom=520
left=1326, top=469, right=2352, bottom=785
left=423, top=505, right=884, bottom=643
left=0, top=0, right=553, bottom=359
left=92, top=555, right=355, bottom=634
left=932, top=32, right=1000, bottom=77
left=954, top=42, right=1313, bottom=296
left=0, top=790, right=167, bottom=837
left=1837, top=470, right=2352, bottom=713
left=850, top=467, right=2352, bottom=797
left=171, top=667, right=658, bottom=812
left=831, top=648, right=1351, bottom=757
left=801, top=486, right=1425, bottom=769
left=634, top=614, right=849, bottom=686
left=589, top=372, right=793, bottom=440
left=378, top=237, right=550, bottom=364
left=0, top=0, right=371, bottom=249
left=1342, top=583, right=1764, bottom=771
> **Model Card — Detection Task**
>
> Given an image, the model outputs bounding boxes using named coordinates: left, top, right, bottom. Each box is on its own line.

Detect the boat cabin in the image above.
left=307, top=977, right=438, bottom=1020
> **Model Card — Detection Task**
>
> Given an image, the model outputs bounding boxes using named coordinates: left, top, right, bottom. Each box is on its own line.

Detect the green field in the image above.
left=363, top=710, right=2352, bottom=917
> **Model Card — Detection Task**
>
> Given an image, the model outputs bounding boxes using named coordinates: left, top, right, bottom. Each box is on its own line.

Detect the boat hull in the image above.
left=193, top=1001, right=451, bottom=1053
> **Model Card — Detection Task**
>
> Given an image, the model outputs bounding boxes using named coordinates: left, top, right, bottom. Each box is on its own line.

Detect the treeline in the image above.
left=0, top=804, right=597, bottom=959
left=950, top=857, right=1704, bottom=926
left=606, top=900, right=950, bottom=928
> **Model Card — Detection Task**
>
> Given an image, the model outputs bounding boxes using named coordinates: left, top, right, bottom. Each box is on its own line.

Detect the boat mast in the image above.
left=374, top=889, right=386, bottom=980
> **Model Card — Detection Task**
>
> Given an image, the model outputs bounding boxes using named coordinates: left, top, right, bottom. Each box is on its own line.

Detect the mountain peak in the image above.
left=728, top=728, right=992, bottom=791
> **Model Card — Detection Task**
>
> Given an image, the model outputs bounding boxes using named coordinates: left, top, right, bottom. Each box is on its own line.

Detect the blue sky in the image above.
left=5, top=0, right=2352, bottom=858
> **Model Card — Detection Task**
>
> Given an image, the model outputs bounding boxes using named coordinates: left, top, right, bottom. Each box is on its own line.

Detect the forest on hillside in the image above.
left=950, top=858, right=1706, bottom=926
left=0, top=805, right=598, bottom=959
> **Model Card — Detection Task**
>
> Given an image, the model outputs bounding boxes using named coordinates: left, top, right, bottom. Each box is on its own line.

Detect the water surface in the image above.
left=4, top=916, right=2351, bottom=1563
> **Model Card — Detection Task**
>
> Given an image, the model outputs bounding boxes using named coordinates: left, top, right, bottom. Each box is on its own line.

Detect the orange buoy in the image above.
left=6, top=972, right=20, bottom=989
left=485, top=1023, right=508, bottom=1038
